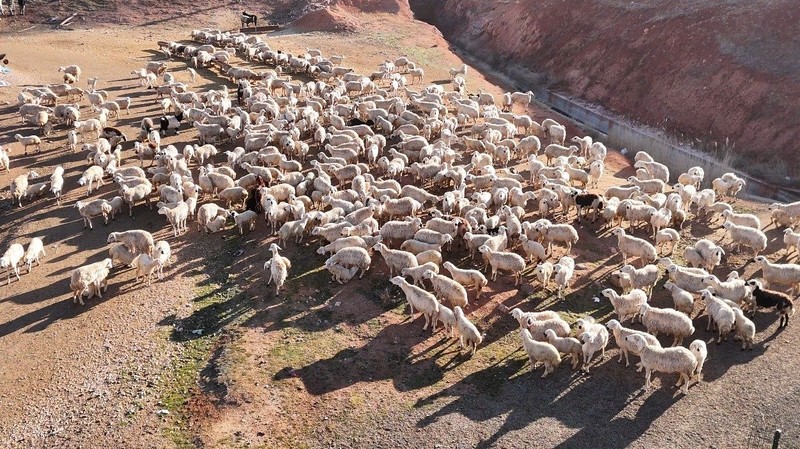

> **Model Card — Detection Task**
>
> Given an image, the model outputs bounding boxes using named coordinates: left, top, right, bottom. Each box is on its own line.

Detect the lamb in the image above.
left=109, top=242, right=138, bottom=267
left=648, top=208, right=672, bottom=239
left=218, top=186, right=249, bottom=209
left=520, top=328, right=561, bottom=377
left=478, top=245, right=526, bottom=285
left=232, top=210, right=258, bottom=235
left=783, top=228, right=800, bottom=255
left=107, top=230, right=154, bottom=256
left=744, top=280, right=794, bottom=327
left=264, top=244, right=291, bottom=295
left=373, top=243, right=417, bottom=277
left=699, top=290, right=736, bottom=344
left=0, top=244, right=25, bottom=285
left=453, top=306, right=482, bottom=355
left=625, top=334, right=698, bottom=395
left=14, top=134, right=42, bottom=154
left=731, top=307, right=756, bottom=350
left=75, top=199, right=112, bottom=229
left=663, top=281, right=695, bottom=316
left=543, top=328, right=583, bottom=370
left=532, top=262, right=555, bottom=290
left=751, top=256, right=800, bottom=295
left=422, top=270, right=469, bottom=308
left=0, top=147, right=8, bottom=173
left=278, top=216, right=311, bottom=246
left=721, top=209, right=761, bottom=229
left=602, top=288, right=648, bottom=323
left=722, top=222, right=767, bottom=256
left=701, top=275, right=749, bottom=305
left=21, top=237, right=45, bottom=273
left=130, top=254, right=164, bottom=286
left=390, top=276, right=439, bottom=331
left=70, top=258, right=113, bottom=305
left=325, top=260, right=360, bottom=285
left=606, top=319, right=661, bottom=368
left=442, top=261, right=488, bottom=296
left=611, top=228, right=658, bottom=267
left=158, top=202, right=189, bottom=236
left=639, top=303, right=695, bottom=346
left=196, top=204, right=229, bottom=232
left=618, top=264, right=660, bottom=297
left=401, top=262, right=440, bottom=287
left=687, top=340, right=708, bottom=382
left=78, top=166, right=105, bottom=195
left=655, top=228, right=680, bottom=255
left=518, top=235, right=546, bottom=264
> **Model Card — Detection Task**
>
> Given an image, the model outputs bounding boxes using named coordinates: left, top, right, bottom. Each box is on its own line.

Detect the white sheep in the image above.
left=543, top=328, right=583, bottom=370
left=264, top=243, right=291, bottom=295
left=699, top=290, right=735, bottom=344
left=602, top=288, right=647, bottom=323
left=610, top=228, right=657, bottom=267
left=533, top=262, right=555, bottom=290
left=618, top=264, right=660, bottom=297
left=325, top=260, right=359, bottom=284
left=130, top=254, right=164, bottom=286
left=325, top=247, right=372, bottom=279
left=75, top=199, right=112, bottom=229
left=722, top=222, right=767, bottom=257
left=783, top=228, right=800, bottom=255
left=158, top=202, right=189, bottom=236
left=606, top=319, right=661, bottom=368
left=422, top=270, right=468, bottom=308
left=519, top=235, right=546, bottom=264
left=478, top=245, right=526, bottom=285
left=441, top=261, right=488, bottom=296
left=70, top=258, right=113, bottom=305
left=639, top=303, right=695, bottom=346
left=520, top=328, right=561, bottom=377
left=721, top=209, right=761, bottom=229
left=78, top=165, right=105, bottom=195
left=538, top=223, right=579, bottom=255
left=278, top=216, right=311, bottom=247
left=688, top=340, right=707, bottom=381
left=1, top=244, right=25, bottom=285
left=23, top=237, right=45, bottom=273
left=401, top=262, right=440, bottom=287
left=655, top=228, right=680, bottom=255
left=553, top=256, right=575, bottom=299
left=373, top=243, right=417, bottom=277
left=625, top=334, right=698, bottom=395
left=390, top=276, right=440, bottom=331
left=663, top=281, right=695, bottom=316
left=14, top=134, right=42, bottom=154
left=752, top=256, right=800, bottom=295
left=232, top=210, right=258, bottom=235
left=453, top=306, right=482, bottom=355
left=109, top=243, right=138, bottom=267
left=107, top=230, right=154, bottom=256
left=701, top=275, right=749, bottom=305
left=731, top=307, right=756, bottom=350
left=683, top=239, right=724, bottom=272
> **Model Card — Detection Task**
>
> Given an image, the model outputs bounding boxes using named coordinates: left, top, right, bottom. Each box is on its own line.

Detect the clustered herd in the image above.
left=2, top=27, right=799, bottom=396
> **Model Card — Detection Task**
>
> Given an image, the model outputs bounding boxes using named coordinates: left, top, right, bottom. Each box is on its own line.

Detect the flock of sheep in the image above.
left=2, top=26, right=800, bottom=397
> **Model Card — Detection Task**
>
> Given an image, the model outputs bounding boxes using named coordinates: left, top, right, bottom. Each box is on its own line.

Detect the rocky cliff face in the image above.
left=411, top=0, right=800, bottom=181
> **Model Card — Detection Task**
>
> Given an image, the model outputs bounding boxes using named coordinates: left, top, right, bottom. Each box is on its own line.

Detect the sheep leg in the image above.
left=644, top=368, right=652, bottom=390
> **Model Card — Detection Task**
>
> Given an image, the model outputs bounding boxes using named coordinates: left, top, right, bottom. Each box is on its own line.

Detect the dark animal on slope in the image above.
left=241, top=11, right=257, bottom=28
left=159, top=111, right=184, bottom=136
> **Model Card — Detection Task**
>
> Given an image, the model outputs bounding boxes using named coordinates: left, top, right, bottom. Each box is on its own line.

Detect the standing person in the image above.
left=16, top=0, right=24, bottom=15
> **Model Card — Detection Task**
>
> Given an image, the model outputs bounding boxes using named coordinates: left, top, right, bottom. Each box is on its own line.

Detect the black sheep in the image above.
left=746, top=280, right=795, bottom=327
left=159, top=111, right=184, bottom=136
left=574, top=192, right=604, bottom=222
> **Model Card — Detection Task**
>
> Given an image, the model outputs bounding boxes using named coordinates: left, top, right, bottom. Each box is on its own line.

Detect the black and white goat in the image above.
left=745, top=279, right=795, bottom=327
left=241, top=11, right=257, bottom=28
left=574, top=192, right=605, bottom=223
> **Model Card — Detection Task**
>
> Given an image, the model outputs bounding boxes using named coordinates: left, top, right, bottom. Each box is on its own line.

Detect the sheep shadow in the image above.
left=415, top=350, right=675, bottom=449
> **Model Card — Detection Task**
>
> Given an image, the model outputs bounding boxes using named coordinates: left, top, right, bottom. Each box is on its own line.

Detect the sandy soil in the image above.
left=0, top=2, right=798, bottom=449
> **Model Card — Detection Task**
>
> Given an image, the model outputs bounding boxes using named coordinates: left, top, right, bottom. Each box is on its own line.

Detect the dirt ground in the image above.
left=0, top=2, right=799, bottom=449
